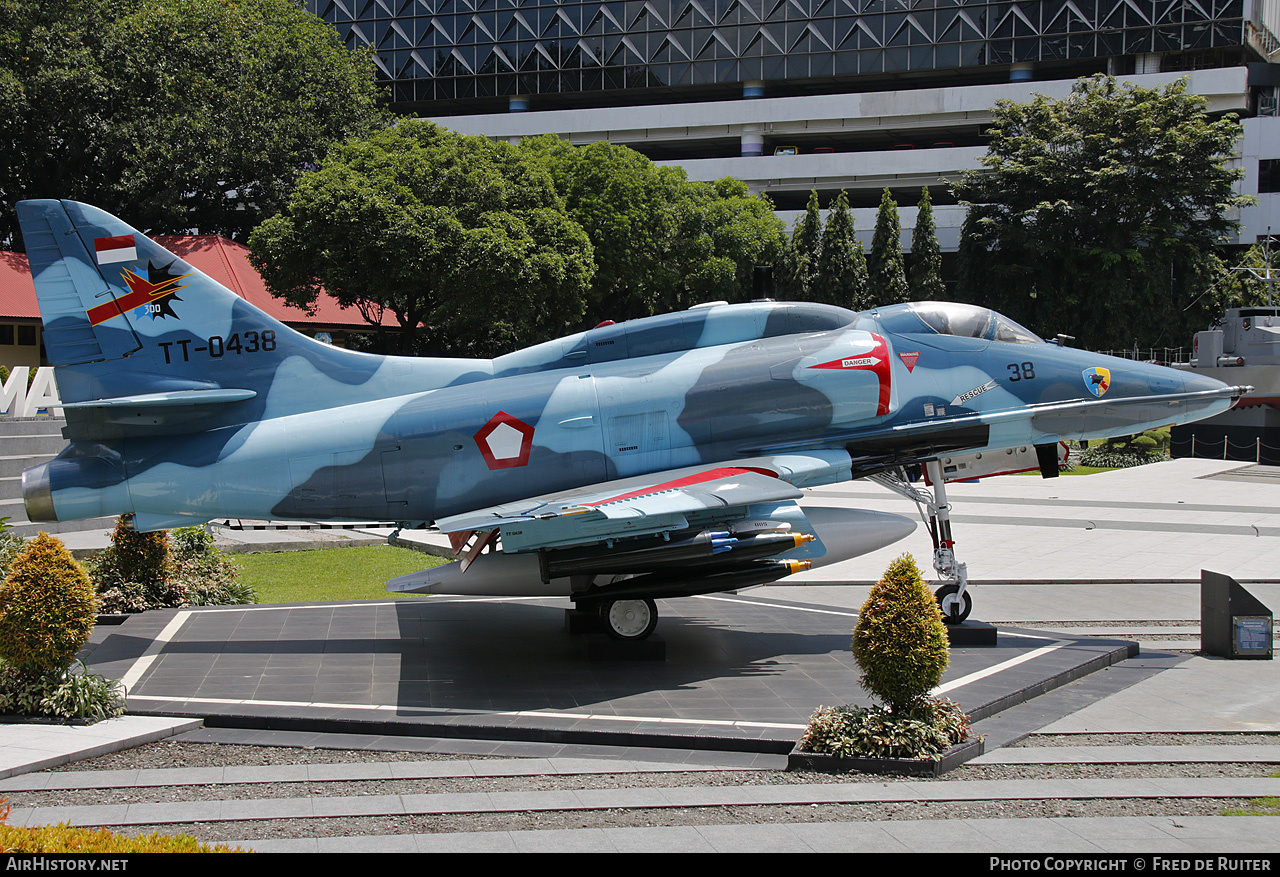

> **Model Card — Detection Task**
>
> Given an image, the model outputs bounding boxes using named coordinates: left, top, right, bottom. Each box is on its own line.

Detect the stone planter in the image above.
left=787, top=736, right=984, bottom=777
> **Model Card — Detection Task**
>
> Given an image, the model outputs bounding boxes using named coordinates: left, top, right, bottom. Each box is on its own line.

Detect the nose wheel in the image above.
left=601, top=598, right=658, bottom=640
left=934, top=583, right=972, bottom=624
left=871, top=460, right=975, bottom=626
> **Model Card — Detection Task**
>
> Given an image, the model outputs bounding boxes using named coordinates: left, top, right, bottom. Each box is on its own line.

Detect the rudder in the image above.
left=17, top=200, right=316, bottom=407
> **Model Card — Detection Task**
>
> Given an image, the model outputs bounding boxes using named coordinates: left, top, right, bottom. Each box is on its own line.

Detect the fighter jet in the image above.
left=17, top=201, right=1245, bottom=639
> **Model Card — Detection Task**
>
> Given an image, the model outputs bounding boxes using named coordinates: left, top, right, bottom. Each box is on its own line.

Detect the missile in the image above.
left=388, top=505, right=916, bottom=596
left=542, top=530, right=815, bottom=579
left=575, top=559, right=814, bottom=602
left=541, top=529, right=740, bottom=579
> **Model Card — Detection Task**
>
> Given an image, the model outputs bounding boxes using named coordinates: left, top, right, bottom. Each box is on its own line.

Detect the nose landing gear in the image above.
left=871, top=458, right=973, bottom=625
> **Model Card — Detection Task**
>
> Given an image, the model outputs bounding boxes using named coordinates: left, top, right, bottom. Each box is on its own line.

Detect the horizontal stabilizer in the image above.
left=57, top=389, right=257, bottom=409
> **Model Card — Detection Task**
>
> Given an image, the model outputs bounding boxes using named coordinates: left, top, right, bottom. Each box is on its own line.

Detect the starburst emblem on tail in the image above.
left=86, top=262, right=190, bottom=326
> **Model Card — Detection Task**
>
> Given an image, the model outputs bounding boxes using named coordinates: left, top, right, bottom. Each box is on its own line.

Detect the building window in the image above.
left=17, top=325, right=35, bottom=346
left=0, top=325, right=13, bottom=345
left=1261, top=160, right=1280, bottom=195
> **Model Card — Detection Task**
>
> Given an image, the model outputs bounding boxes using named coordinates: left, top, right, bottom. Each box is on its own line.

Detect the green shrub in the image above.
left=171, top=526, right=254, bottom=607
left=0, top=532, right=26, bottom=581
left=799, top=554, right=973, bottom=762
left=0, top=532, right=97, bottom=676
left=89, top=516, right=173, bottom=591
left=852, top=553, right=950, bottom=713
left=1078, top=446, right=1159, bottom=468
left=96, top=581, right=151, bottom=615
left=800, top=699, right=971, bottom=760
left=0, top=660, right=126, bottom=721
left=87, top=519, right=254, bottom=612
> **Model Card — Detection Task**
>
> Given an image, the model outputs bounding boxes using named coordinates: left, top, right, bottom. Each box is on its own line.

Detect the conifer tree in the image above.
left=909, top=187, right=945, bottom=300
left=869, top=188, right=910, bottom=305
left=813, top=190, right=870, bottom=309
left=785, top=190, right=824, bottom=298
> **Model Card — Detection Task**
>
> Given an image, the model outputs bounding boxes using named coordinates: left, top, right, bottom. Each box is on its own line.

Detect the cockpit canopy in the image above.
left=866, top=302, right=1043, bottom=344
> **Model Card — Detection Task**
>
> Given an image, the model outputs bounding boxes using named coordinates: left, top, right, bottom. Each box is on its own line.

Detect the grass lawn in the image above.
left=232, top=544, right=447, bottom=604
left=1223, top=795, right=1280, bottom=816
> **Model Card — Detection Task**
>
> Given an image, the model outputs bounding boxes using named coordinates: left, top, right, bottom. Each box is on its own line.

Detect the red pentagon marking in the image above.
left=474, top=411, right=535, bottom=470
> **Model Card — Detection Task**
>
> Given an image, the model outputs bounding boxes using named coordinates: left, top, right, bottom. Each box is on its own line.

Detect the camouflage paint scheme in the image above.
left=17, top=201, right=1243, bottom=625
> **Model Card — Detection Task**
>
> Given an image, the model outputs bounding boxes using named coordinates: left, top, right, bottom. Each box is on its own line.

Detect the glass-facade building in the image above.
left=309, top=0, right=1269, bottom=113
left=307, top=0, right=1280, bottom=247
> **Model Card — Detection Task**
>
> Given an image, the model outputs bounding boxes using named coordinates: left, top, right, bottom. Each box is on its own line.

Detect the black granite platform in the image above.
left=84, top=592, right=1136, bottom=755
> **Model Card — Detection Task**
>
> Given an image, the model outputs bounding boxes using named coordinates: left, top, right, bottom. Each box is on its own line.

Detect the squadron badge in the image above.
left=1083, top=366, right=1111, bottom=397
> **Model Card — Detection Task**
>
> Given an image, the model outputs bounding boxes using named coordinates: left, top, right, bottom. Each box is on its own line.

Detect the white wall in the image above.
left=1239, top=116, right=1280, bottom=244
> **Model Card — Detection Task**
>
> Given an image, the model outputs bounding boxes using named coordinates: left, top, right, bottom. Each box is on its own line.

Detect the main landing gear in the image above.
left=600, top=597, right=658, bottom=641
left=870, top=459, right=973, bottom=624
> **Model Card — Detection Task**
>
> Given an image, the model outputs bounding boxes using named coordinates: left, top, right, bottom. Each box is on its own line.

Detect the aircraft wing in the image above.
left=432, top=451, right=855, bottom=553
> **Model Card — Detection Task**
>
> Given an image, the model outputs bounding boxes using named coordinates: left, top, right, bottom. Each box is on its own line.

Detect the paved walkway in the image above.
left=2, top=459, right=1278, bottom=852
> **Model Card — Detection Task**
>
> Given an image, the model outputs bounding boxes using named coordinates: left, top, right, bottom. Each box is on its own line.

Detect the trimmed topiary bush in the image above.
left=799, top=553, right=974, bottom=764
left=852, top=553, right=950, bottom=712
left=0, top=532, right=97, bottom=677
left=0, top=532, right=127, bottom=721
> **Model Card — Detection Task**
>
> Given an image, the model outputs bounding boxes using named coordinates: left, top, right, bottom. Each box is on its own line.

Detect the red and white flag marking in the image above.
left=94, top=235, right=137, bottom=265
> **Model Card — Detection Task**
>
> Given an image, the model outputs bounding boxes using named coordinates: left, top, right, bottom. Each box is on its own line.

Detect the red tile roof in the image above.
left=0, top=251, right=39, bottom=319
left=0, top=235, right=396, bottom=328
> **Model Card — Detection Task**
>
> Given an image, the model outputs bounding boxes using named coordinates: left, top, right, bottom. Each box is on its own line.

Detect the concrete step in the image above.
left=0, top=455, right=53, bottom=478
left=0, top=417, right=67, bottom=436
left=0, top=434, right=70, bottom=456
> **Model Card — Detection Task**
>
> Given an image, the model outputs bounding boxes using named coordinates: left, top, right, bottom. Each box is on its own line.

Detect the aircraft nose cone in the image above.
left=1177, top=367, right=1235, bottom=396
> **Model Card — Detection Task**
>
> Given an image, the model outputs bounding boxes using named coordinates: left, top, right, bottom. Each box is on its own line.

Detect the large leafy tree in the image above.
left=909, top=187, right=945, bottom=300
left=666, top=177, right=788, bottom=311
left=248, top=121, right=595, bottom=356
left=869, top=188, right=910, bottom=305
left=0, top=0, right=387, bottom=247
left=953, top=74, right=1248, bottom=348
left=524, top=137, right=786, bottom=320
left=812, top=190, right=869, bottom=309
left=1215, top=241, right=1280, bottom=308
left=520, top=136, right=686, bottom=323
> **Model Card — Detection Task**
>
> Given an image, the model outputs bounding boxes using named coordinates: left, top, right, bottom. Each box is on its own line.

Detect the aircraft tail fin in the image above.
left=17, top=200, right=472, bottom=438
left=17, top=199, right=325, bottom=403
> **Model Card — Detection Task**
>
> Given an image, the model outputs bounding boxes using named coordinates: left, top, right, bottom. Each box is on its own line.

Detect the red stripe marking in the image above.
left=86, top=267, right=187, bottom=326
left=806, top=333, right=893, bottom=416
left=584, top=466, right=778, bottom=507
left=94, top=234, right=134, bottom=252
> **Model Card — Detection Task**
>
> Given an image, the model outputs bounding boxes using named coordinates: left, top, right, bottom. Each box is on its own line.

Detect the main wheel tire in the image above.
left=934, top=583, right=972, bottom=625
left=601, top=598, right=658, bottom=641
